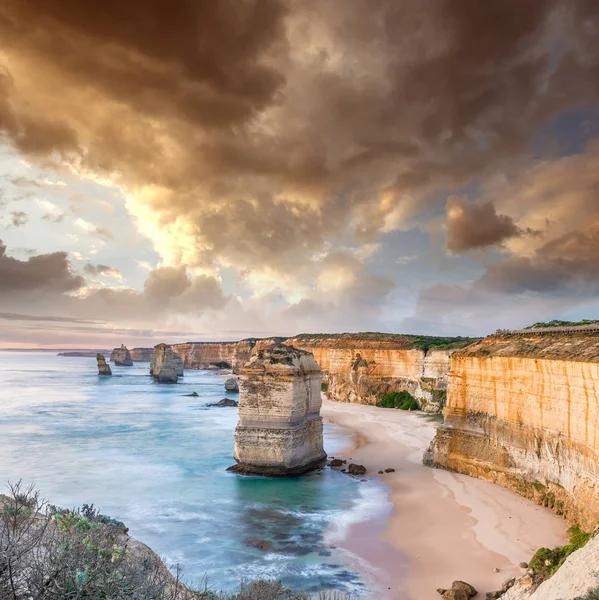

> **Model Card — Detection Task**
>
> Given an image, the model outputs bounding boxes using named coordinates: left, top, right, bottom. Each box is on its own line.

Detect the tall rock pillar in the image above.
left=229, top=344, right=326, bottom=476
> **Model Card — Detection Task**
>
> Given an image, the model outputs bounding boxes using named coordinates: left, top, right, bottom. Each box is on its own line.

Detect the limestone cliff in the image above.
left=425, top=333, right=599, bottom=530
left=287, top=334, right=465, bottom=412
left=111, top=344, right=133, bottom=366
left=171, top=334, right=471, bottom=411
left=130, top=347, right=152, bottom=361
left=229, top=343, right=326, bottom=476
left=171, top=338, right=281, bottom=371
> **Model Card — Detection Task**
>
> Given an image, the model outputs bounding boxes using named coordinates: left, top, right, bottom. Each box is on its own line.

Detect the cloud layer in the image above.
left=0, top=1, right=599, bottom=342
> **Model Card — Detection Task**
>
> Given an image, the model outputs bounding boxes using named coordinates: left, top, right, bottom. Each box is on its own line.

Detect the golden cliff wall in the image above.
left=170, top=334, right=467, bottom=412
left=425, top=335, right=599, bottom=530
left=286, top=336, right=452, bottom=412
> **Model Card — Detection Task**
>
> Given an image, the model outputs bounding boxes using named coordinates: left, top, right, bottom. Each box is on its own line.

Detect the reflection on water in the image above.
left=0, top=351, right=389, bottom=595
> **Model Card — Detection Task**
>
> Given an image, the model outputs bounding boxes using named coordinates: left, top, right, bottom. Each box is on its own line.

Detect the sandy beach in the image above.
left=321, top=399, right=569, bottom=600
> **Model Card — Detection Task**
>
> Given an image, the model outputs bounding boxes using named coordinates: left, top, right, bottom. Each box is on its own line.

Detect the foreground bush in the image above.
left=376, top=391, right=419, bottom=410
left=1, top=482, right=355, bottom=600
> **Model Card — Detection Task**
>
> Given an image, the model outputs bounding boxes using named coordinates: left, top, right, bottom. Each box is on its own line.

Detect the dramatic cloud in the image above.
left=445, top=198, right=521, bottom=252
left=0, top=240, right=84, bottom=294
left=0, top=2, right=599, bottom=342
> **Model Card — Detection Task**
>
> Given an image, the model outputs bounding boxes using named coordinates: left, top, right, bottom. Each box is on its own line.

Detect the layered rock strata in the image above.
left=96, top=353, right=112, bottom=376
left=425, top=334, right=599, bottom=530
left=150, top=344, right=184, bottom=377
left=287, top=335, right=458, bottom=412
left=150, top=343, right=182, bottom=383
left=229, top=344, right=327, bottom=476
left=111, top=344, right=133, bottom=366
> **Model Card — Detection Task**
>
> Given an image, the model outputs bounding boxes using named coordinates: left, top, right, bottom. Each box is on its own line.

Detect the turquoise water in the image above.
left=0, top=351, right=388, bottom=596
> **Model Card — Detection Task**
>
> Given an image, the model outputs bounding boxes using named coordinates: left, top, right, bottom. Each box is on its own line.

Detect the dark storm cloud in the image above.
left=0, top=0, right=597, bottom=269
left=446, top=198, right=521, bottom=252
left=0, top=0, right=598, bottom=335
left=480, top=224, right=599, bottom=294
left=0, top=240, right=84, bottom=294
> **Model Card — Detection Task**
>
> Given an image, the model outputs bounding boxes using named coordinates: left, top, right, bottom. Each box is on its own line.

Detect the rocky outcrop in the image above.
left=150, top=344, right=183, bottom=377
left=130, top=347, right=152, bottom=361
left=111, top=344, right=133, bottom=366
left=229, top=344, right=327, bottom=476
left=224, top=377, right=239, bottom=392
left=96, top=353, right=112, bottom=376
left=150, top=343, right=182, bottom=384
left=500, top=534, right=599, bottom=600
left=425, top=333, right=599, bottom=530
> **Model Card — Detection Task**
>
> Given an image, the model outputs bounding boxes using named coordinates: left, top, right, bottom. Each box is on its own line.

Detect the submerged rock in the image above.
left=111, top=344, right=133, bottom=366
left=208, top=398, right=238, bottom=407
left=229, top=343, right=327, bottom=476
left=348, top=464, right=367, bottom=476
left=224, top=377, right=239, bottom=392
left=96, top=353, right=112, bottom=376
left=183, top=391, right=199, bottom=397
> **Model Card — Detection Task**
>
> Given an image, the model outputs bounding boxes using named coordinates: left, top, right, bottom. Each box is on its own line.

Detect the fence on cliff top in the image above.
left=499, top=324, right=599, bottom=336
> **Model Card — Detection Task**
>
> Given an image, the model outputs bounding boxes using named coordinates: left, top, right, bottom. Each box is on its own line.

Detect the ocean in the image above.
left=0, top=351, right=390, bottom=596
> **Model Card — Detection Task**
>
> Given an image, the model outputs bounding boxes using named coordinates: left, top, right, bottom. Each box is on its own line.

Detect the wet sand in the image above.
left=321, top=399, right=568, bottom=600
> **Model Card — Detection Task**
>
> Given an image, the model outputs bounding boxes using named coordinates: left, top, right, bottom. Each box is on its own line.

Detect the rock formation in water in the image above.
left=111, top=344, right=133, bottom=366
left=150, top=343, right=181, bottom=384
left=96, top=353, right=112, bottom=376
left=224, top=377, right=239, bottom=392
left=425, top=332, right=599, bottom=531
left=170, top=334, right=473, bottom=412
left=150, top=344, right=184, bottom=378
left=229, top=343, right=327, bottom=476
left=130, top=347, right=152, bottom=361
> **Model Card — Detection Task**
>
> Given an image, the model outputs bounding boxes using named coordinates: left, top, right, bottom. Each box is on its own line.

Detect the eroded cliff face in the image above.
left=287, top=336, right=451, bottom=412
left=426, top=334, right=599, bottom=530
left=171, top=339, right=280, bottom=371
left=169, top=335, right=460, bottom=411
left=130, top=347, right=152, bottom=361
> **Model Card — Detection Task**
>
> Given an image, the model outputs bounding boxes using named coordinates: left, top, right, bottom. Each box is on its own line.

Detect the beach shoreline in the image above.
left=321, top=398, right=569, bottom=600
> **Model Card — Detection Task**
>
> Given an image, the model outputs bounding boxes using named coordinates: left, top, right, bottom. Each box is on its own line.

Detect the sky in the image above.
left=0, top=0, right=599, bottom=348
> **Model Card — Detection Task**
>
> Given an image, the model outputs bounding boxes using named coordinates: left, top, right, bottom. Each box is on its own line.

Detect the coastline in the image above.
left=321, top=398, right=569, bottom=600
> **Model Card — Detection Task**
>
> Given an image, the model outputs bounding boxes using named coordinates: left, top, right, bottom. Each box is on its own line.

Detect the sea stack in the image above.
left=224, top=377, right=239, bottom=392
left=150, top=343, right=181, bottom=383
left=229, top=343, right=326, bottom=476
left=111, top=344, right=133, bottom=366
left=96, top=353, right=112, bottom=376
left=150, top=344, right=184, bottom=378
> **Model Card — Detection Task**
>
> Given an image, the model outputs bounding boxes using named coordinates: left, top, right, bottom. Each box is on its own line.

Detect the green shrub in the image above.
left=376, top=391, right=419, bottom=410
left=321, top=382, right=329, bottom=393
left=576, top=587, right=599, bottom=600
left=529, top=526, right=592, bottom=580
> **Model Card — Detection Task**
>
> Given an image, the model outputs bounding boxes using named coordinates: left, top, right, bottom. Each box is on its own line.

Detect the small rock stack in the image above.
left=229, top=343, right=327, bottom=476
left=111, top=344, right=133, bottom=366
left=96, top=354, right=112, bottom=376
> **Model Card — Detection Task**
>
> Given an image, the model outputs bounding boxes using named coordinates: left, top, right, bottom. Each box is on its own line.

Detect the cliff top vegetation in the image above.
left=456, top=334, right=599, bottom=362
left=525, top=319, right=599, bottom=329
left=288, top=332, right=477, bottom=352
